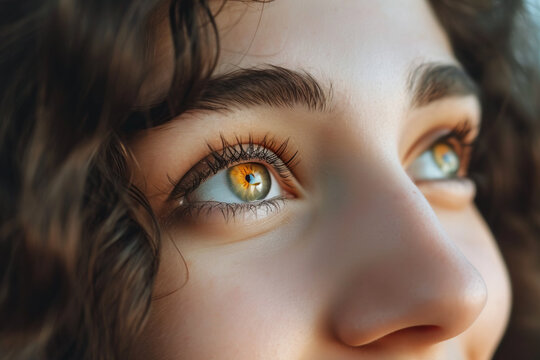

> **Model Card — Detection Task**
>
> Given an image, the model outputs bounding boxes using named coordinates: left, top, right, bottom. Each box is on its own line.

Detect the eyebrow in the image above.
left=407, top=63, right=479, bottom=107
left=192, top=65, right=331, bottom=112
left=192, top=63, right=478, bottom=112
left=127, top=62, right=479, bottom=130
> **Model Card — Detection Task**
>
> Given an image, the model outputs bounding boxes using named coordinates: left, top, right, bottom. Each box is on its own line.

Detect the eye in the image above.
left=408, top=140, right=462, bottom=180
left=188, top=162, right=282, bottom=204
left=166, top=135, right=300, bottom=222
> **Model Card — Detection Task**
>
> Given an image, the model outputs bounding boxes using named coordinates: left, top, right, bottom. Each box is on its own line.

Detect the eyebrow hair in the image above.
left=408, top=63, right=479, bottom=107
left=123, top=66, right=330, bottom=131
left=192, top=63, right=478, bottom=112
left=192, top=66, right=331, bottom=112
left=126, top=62, right=479, bottom=131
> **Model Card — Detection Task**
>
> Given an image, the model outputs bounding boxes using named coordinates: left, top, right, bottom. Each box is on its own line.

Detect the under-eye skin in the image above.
left=408, top=122, right=475, bottom=181
left=166, top=135, right=299, bottom=222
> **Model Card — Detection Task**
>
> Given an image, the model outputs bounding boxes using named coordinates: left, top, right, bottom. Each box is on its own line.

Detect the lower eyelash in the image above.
left=169, top=197, right=287, bottom=223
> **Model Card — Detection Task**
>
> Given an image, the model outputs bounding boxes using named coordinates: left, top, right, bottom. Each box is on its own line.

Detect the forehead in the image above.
left=216, top=0, right=454, bottom=76
left=142, top=1, right=457, bottom=113
left=211, top=0, right=458, bottom=130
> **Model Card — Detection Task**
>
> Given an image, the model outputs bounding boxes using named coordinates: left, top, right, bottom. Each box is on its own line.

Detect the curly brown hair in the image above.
left=0, top=0, right=538, bottom=359
left=430, top=2, right=540, bottom=358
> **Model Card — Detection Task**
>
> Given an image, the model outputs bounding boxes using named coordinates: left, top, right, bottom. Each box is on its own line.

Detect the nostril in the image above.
left=387, top=325, right=443, bottom=343
left=397, top=325, right=441, bottom=336
left=364, top=325, right=446, bottom=349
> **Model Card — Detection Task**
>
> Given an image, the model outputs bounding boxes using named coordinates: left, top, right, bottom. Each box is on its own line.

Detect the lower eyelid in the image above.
left=416, top=178, right=476, bottom=209
left=171, top=196, right=289, bottom=224
left=165, top=197, right=301, bottom=244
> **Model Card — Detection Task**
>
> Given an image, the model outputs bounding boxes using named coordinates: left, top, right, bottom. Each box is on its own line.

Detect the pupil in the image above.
left=245, top=174, right=254, bottom=183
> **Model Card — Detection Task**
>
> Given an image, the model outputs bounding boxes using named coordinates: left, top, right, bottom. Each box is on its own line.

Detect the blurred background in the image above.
left=529, top=0, right=540, bottom=22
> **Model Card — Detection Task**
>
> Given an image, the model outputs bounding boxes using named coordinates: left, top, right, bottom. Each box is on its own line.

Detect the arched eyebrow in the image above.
left=127, top=62, right=479, bottom=130
left=408, top=62, right=479, bottom=108
left=191, top=63, right=478, bottom=112
left=124, top=66, right=331, bottom=131
left=192, top=65, right=331, bottom=113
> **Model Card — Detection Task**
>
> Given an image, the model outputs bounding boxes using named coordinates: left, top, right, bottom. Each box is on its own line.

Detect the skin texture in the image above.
left=129, top=1, right=511, bottom=359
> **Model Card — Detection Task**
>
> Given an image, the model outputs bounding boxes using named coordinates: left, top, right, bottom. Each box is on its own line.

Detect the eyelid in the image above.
left=405, top=121, right=477, bottom=183
left=416, top=178, right=476, bottom=209
left=403, top=120, right=477, bottom=169
left=167, top=134, right=300, bottom=203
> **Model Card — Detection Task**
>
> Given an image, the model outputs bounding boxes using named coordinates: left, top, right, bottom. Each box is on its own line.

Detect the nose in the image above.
left=328, top=167, right=487, bottom=348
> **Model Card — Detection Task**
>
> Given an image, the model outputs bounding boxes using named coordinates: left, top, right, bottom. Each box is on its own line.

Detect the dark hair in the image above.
left=0, top=1, right=217, bottom=358
left=0, top=0, right=538, bottom=359
left=430, top=2, right=540, bottom=358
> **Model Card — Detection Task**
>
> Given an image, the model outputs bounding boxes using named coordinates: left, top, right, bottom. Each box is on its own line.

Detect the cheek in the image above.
left=131, top=200, right=511, bottom=360
left=133, top=265, right=270, bottom=360
left=132, top=225, right=317, bottom=360
left=437, top=205, right=512, bottom=357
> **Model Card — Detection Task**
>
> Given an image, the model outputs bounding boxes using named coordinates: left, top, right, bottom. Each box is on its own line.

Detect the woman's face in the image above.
left=130, top=1, right=511, bottom=359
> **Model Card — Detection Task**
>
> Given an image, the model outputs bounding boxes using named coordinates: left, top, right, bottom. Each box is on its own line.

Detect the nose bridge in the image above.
left=324, top=161, right=488, bottom=347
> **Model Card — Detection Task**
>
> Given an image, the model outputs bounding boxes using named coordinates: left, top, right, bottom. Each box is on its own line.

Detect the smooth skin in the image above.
left=130, top=1, right=511, bottom=359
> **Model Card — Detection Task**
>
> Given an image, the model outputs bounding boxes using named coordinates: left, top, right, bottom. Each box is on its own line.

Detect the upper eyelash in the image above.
left=168, top=134, right=299, bottom=201
left=206, top=134, right=298, bottom=178
left=431, top=120, right=476, bottom=178
left=437, top=120, right=475, bottom=148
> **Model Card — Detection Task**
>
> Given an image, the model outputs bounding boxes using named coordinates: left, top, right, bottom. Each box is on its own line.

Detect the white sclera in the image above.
left=408, top=148, right=459, bottom=180
left=190, top=165, right=282, bottom=204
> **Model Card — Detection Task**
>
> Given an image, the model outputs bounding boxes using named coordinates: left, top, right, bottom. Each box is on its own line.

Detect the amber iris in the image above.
left=431, top=142, right=459, bottom=176
left=227, top=163, right=271, bottom=202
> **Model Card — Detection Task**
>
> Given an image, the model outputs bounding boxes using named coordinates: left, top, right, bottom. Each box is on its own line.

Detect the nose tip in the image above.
left=328, top=174, right=488, bottom=348
left=332, top=251, right=488, bottom=348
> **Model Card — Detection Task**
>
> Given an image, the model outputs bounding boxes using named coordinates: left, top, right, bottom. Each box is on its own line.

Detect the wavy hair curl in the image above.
left=0, top=0, right=538, bottom=359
